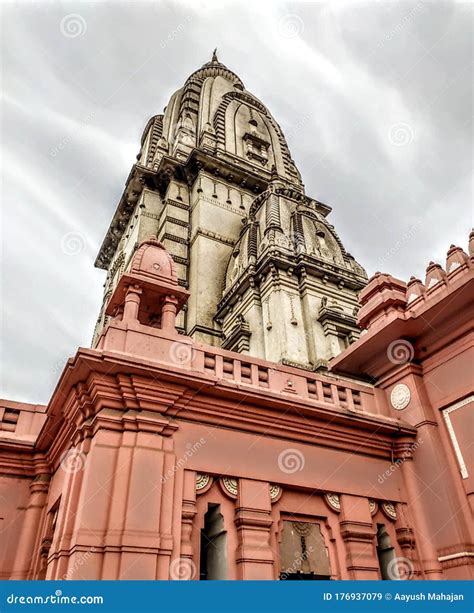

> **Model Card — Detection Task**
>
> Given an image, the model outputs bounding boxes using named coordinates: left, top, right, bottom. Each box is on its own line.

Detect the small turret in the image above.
left=445, top=244, right=469, bottom=275
left=406, top=276, right=425, bottom=305
left=425, top=261, right=446, bottom=290
left=357, top=273, right=407, bottom=330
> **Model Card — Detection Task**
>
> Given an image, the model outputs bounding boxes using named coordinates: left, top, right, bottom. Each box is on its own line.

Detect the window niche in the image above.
left=376, top=523, right=397, bottom=580
left=37, top=499, right=60, bottom=580
left=243, top=132, right=270, bottom=165
left=279, top=521, right=331, bottom=580
left=199, top=504, right=227, bottom=580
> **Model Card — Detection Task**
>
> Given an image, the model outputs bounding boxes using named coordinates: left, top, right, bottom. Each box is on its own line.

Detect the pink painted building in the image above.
left=1, top=56, right=472, bottom=581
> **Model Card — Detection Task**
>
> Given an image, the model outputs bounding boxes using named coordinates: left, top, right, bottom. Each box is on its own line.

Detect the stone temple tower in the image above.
left=94, top=52, right=367, bottom=369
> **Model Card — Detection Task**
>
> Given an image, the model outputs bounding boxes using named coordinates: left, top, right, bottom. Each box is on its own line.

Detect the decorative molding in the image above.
left=195, top=473, right=211, bottom=492
left=390, top=384, right=411, bottom=410
left=369, top=499, right=377, bottom=516
left=381, top=502, right=397, bottom=520
left=160, top=232, right=188, bottom=245
left=324, top=493, right=341, bottom=512
left=447, top=261, right=461, bottom=274
left=292, top=521, right=312, bottom=536
left=438, top=551, right=474, bottom=562
left=442, top=395, right=473, bottom=479
left=166, top=198, right=190, bottom=211
left=191, top=194, right=246, bottom=217
left=141, top=211, right=161, bottom=221
left=190, top=227, right=235, bottom=248
left=221, top=317, right=251, bottom=353
left=164, top=216, right=189, bottom=228
left=269, top=483, right=282, bottom=503
left=442, top=395, right=474, bottom=414
left=221, top=476, right=238, bottom=498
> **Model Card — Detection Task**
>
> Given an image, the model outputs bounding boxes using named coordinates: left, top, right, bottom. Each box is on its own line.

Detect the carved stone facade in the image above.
left=93, top=53, right=366, bottom=367
left=0, top=55, right=472, bottom=582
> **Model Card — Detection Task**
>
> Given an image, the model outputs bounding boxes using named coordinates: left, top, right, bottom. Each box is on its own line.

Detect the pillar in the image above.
left=395, top=503, right=420, bottom=578
left=339, top=494, right=379, bottom=579
left=180, top=470, right=197, bottom=564
left=123, top=284, right=142, bottom=322
left=161, top=295, right=178, bottom=332
left=235, top=479, right=274, bottom=580
left=395, top=438, right=443, bottom=579
left=11, top=474, right=50, bottom=579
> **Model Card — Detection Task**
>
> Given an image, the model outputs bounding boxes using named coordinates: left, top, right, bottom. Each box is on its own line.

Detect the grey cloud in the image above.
left=1, top=1, right=471, bottom=403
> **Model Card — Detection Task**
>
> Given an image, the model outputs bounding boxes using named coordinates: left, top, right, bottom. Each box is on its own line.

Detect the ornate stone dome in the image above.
left=130, top=237, right=178, bottom=286
left=137, top=50, right=302, bottom=187
left=184, top=49, right=245, bottom=89
left=223, top=183, right=367, bottom=295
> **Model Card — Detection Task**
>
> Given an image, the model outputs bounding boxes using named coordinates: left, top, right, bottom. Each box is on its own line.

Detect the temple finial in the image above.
left=212, top=48, right=218, bottom=62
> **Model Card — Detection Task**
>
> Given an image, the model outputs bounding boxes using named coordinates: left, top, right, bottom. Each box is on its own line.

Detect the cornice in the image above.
left=217, top=250, right=366, bottom=318
left=32, top=347, right=415, bottom=463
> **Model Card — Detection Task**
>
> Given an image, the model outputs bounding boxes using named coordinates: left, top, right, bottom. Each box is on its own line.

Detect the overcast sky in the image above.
left=1, top=1, right=472, bottom=404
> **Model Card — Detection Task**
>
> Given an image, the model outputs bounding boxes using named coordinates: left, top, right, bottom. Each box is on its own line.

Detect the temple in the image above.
left=1, top=54, right=472, bottom=581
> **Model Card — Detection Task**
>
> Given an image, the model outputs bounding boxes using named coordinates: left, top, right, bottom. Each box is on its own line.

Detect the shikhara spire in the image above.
left=94, top=57, right=367, bottom=368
